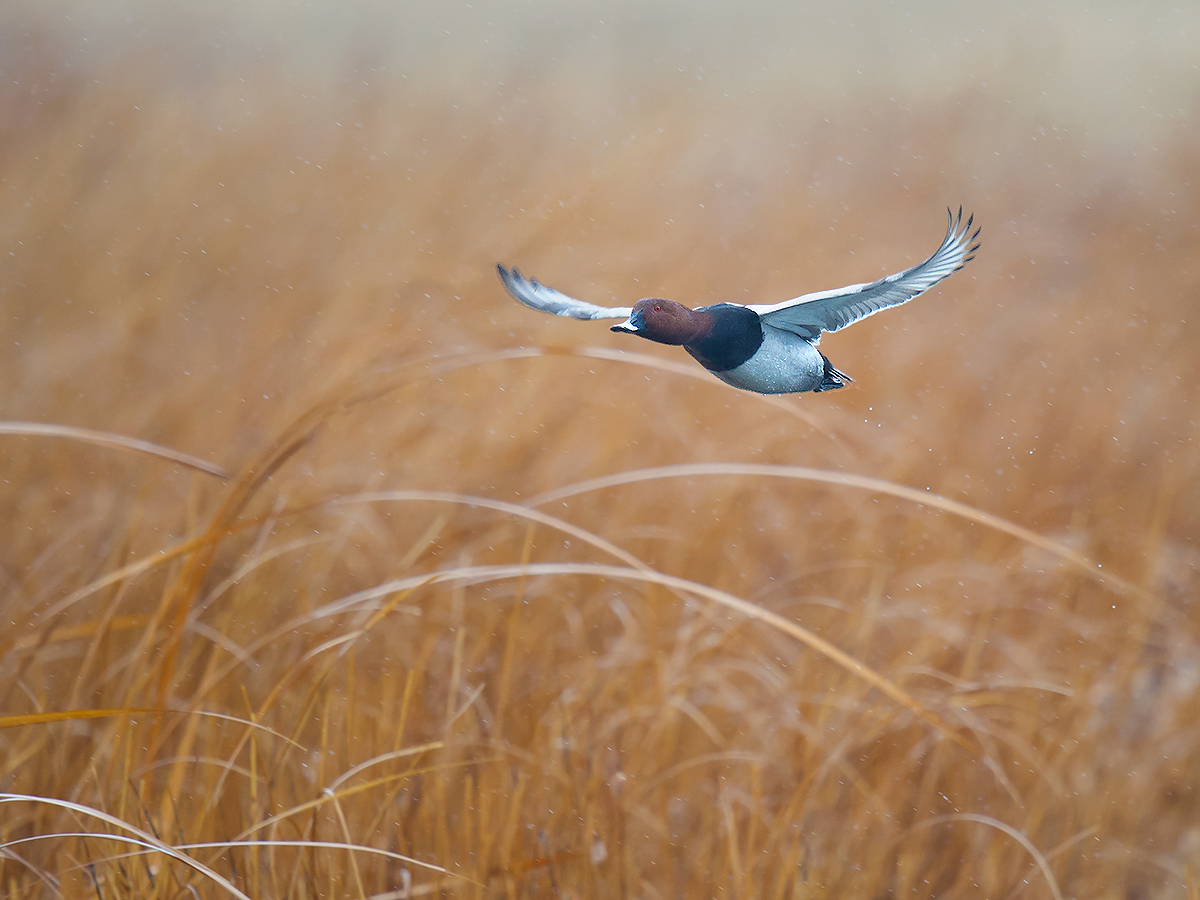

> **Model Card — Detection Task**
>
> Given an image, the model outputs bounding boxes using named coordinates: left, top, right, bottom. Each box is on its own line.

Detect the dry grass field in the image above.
left=2, top=2, right=1199, bottom=898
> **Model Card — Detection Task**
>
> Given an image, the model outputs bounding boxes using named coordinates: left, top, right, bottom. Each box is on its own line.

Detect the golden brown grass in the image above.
left=2, top=3, right=1199, bottom=898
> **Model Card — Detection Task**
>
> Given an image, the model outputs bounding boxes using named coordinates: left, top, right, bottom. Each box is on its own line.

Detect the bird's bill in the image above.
left=610, top=309, right=645, bottom=334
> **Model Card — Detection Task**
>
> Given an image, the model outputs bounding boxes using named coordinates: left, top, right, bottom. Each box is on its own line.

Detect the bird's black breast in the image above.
left=684, top=304, right=764, bottom=372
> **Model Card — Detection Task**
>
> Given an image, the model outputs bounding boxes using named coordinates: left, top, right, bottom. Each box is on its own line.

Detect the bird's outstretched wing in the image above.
left=497, top=265, right=633, bottom=320
left=746, top=208, right=981, bottom=342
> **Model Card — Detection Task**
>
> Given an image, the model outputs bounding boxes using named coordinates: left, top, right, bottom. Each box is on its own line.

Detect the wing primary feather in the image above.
left=496, top=264, right=632, bottom=320
left=746, top=208, right=980, bottom=341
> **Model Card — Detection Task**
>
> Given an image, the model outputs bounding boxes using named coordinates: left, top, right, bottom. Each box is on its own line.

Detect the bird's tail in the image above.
left=814, top=354, right=853, bottom=392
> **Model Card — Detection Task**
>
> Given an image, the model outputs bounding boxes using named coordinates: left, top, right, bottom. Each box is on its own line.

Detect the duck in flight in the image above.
left=497, top=208, right=980, bottom=395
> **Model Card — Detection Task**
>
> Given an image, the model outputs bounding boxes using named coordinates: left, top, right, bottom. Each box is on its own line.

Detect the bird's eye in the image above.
left=653, top=304, right=661, bottom=312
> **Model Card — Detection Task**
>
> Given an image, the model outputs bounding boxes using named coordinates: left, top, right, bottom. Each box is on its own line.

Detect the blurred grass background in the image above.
left=2, top=1, right=1198, bottom=897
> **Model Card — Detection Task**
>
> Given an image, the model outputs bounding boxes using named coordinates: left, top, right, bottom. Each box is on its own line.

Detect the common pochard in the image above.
left=498, top=208, right=979, bottom=394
